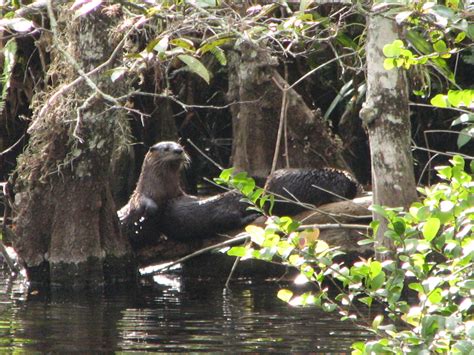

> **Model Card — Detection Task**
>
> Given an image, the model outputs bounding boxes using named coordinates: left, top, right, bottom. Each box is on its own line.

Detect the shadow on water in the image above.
left=0, top=266, right=372, bottom=352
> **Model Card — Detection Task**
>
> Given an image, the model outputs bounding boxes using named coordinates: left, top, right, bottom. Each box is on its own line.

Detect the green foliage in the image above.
left=429, top=90, right=474, bottom=148
left=215, top=168, right=274, bottom=214
left=177, top=54, right=211, bottom=84
left=382, top=0, right=474, bottom=149
left=222, top=157, right=474, bottom=353
left=0, top=39, right=17, bottom=115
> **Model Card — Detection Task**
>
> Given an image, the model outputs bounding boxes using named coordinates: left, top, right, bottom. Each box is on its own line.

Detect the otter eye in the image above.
left=163, top=147, right=170, bottom=152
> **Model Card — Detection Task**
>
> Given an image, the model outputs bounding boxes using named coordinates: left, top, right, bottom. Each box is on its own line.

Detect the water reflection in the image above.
left=0, top=267, right=371, bottom=352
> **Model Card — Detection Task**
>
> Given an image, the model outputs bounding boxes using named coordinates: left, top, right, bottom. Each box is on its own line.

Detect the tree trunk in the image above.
left=360, top=11, right=417, bottom=260
left=228, top=41, right=350, bottom=181
left=12, top=6, right=135, bottom=288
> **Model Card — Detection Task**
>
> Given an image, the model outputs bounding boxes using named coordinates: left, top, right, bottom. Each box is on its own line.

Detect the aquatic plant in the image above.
left=218, top=156, right=474, bottom=353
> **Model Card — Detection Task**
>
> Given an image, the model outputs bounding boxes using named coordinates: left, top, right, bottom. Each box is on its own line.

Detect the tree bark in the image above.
left=360, top=11, right=417, bottom=260
left=228, top=41, right=350, bottom=181
left=12, top=5, right=135, bottom=288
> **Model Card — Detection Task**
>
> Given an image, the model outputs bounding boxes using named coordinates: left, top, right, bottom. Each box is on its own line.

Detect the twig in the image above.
left=148, top=233, right=250, bottom=275
left=187, top=138, right=224, bottom=170
left=270, top=75, right=289, bottom=174
left=0, top=238, right=19, bottom=275
left=412, top=145, right=474, bottom=160
left=298, top=223, right=370, bottom=231
left=0, top=134, right=25, bottom=157
left=30, top=3, right=135, bottom=132
left=289, top=52, right=357, bottom=90
left=225, top=256, right=241, bottom=288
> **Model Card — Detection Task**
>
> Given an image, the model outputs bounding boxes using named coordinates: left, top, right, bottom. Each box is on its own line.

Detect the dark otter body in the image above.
left=160, top=192, right=258, bottom=241
left=265, top=168, right=361, bottom=215
left=118, top=141, right=189, bottom=228
left=119, top=141, right=361, bottom=246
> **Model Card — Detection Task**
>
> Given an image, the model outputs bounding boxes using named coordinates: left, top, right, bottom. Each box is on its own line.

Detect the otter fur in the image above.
left=118, top=141, right=190, bottom=227
left=264, top=168, right=362, bottom=215
left=119, top=141, right=362, bottom=246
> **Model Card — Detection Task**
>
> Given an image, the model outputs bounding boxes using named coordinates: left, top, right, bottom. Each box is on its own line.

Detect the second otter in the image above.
left=118, top=141, right=189, bottom=226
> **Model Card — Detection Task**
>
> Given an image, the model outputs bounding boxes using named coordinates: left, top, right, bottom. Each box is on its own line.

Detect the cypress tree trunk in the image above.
left=360, top=11, right=417, bottom=260
left=228, top=41, right=350, bottom=181
left=12, top=5, right=135, bottom=288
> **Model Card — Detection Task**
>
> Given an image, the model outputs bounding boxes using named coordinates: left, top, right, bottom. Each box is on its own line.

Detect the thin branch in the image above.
left=271, top=75, right=289, bottom=174
left=298, top=223, right=370, bottom=231
left=289, top=52, right=357, bottom=90
left=225, top=256, right=241, bottom=289
left=30, top=3, right=135, bottom=132
left=187, top=138, right=224, bottom=170
left=147, top=233, right=250, bottom=275
left=0, top=134, right=25, bottom=157
left=412, top=145, right=474, bottom=160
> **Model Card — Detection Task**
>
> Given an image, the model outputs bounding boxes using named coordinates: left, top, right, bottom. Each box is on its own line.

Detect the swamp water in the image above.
left=0, top=266, right=372, bottom=352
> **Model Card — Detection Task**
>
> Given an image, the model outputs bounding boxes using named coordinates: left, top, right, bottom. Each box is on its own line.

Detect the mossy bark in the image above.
left=12, top=6, right=136, bottom=288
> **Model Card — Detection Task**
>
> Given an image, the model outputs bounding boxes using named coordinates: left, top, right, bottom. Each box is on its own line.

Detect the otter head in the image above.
left=146, top=141, right=190, bottom=172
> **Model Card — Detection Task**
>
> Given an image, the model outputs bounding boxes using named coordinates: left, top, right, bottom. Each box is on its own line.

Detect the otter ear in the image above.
left=149, top=144, right=159, bottom=152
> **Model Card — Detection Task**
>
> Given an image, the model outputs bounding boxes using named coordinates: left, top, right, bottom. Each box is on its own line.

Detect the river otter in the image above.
left=118, top=141, right=190, bottom=227
left=264, top=168, right=362, bottom=215
left=119, top=141, right=361, bottom=245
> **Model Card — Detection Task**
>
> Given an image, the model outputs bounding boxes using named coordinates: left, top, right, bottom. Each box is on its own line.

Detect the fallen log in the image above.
left=133, top=194, right=373, bottom=266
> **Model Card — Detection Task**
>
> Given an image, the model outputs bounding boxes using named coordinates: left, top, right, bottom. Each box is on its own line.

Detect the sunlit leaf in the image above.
left=431, top=94, right=448, bottom=108
left=422, top=218, right=441, bottom=241
left=277, top=288, right=293, bottom=303
left=428, top=287, right=443, bottom=304
left=372, top=314, right=384, bottom=330
left=451, top=113, right=474, bottom=126
left=227, top=246, right=246, bottom=257
left=314, top=240, right=329, bottom=254
left=170, top=38, right=195, bottom=51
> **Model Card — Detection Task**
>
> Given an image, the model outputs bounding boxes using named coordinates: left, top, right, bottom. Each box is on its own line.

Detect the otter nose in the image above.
left=173, top=147, right=183, bottom=155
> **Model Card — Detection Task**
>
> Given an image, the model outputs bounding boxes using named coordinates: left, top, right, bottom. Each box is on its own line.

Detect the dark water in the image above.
left=0, top=267, right=372, bottom=352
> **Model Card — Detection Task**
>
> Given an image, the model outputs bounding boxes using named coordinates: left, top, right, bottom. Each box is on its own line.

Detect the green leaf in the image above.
left=245, top=225, right=265, bottom=246
left=422, top=218, right=441, bottom=241
left=277, top=288, right=293, bottom=303
left=372, top=314, right=384, bottom=330
left=447, top=90, right=464, bottom=107
left=455, top=31, right=466, bottom=43
left=428, top=287, right=443, bottom=304
left=431, top=94, right=448, bottom=108
left=433, top=40, right=448, bottom=53
left=209, top=46, right=227, bottom=66
left=0, top=38, right=17, bottom=115
left=177, top=54, right=210, bottom=84
left=383, top=59, right=395, bottom=70
left=358, top=296, right=373, bottom=307
left=451, top=113, right=474, bottom=126
left=170, top=38, right=195, bottom=51
left=227, top=246, right=246, bottom=257
left=457, top=126, right=473, bottom=148
left=369, top=261, right=382, bottom=279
